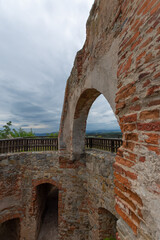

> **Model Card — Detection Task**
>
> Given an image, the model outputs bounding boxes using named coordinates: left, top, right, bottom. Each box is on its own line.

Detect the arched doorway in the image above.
left=0, top=218, right=20, bottom=240
left=35, top=183, right=58, bottom=240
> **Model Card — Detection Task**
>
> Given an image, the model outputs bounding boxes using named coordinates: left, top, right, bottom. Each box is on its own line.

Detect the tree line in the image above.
left=0, top=121, right=35, bottom=139
left=0, top=121, right=58, bottom=139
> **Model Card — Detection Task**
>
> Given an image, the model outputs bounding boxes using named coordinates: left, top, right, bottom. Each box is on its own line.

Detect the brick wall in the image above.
left=115, top=0, right=160, bottom=238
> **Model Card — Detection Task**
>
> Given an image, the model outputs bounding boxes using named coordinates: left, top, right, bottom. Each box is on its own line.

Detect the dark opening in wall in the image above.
left=0, top=218, right=20, bottom=240
left=36, top=183, right=58, bottom=240
left=98, top=208, right=117, bottom=240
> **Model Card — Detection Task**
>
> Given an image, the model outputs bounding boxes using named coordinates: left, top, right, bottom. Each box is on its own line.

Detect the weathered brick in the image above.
left=114, top=162, right=137, bottom=180
left=124, top=151, right=137, bottom=162
left=117, top=63, right=124, bottom=77
left=150, top=2, right=160, bottom=15
left=139, top=156, right=146, bottom=162
left=125, top=170, right=137, bottom=180
left=136, top=51, right=146, bottom=62
left=125, top=133, right=138, bottom=141
left=154, top=72, right=160, bottom=79
left=137, top=122, right=160, bottom=131
left=144, top=133, right=159, bottom=145
left=139, top=109, right=159, bottom=120
left=121, top=32, right=140, bottom=52
left=130, top=210, right=140, bottom=225
left=143, top=79, right=151, bottom=87
left=125, top=189, right=143, bottom=206
left=122, top=54, right=133, bottom=74
left=116, top=155, right=135, bottom=167
left=114, top=172, right=131, bottom=188
left=147, top=145, right=160, bottom=155
left=146, top=85, right=160, bottom=96
left=131, top=96, right=139, bottom=102
left=115, top=187, right=136, bottom=210
left=124, top=114, right=137, bottom=123
left=123, top=141, right=135, bottom=151
left=130, top=104, right=141, bottom=111
left=131, top=19, right=140, bottom=31
left=116, top=86, right=136, bottom=103
left=140, top=37, right=152, bottom=49
left=137, top=0, right=150, bottom=15
left=116, top=101, right=126, bottom=110
left=145, top=53, right=154, bottom=63
left=148, top=99, right=160, bottom=106
left=116, top=81, right=135, bottom=96
left=115, top=204, right=137, bottom=234
left=123, top=123, right=137, bottom=131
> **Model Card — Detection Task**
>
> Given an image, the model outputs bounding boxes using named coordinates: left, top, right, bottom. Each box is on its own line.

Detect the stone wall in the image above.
left=85, top=150, right=118, bottom=240
left=59, top=0, right=160, bottom=239
left=0, top=150, right=116, bottom=240
left=0, top=152, right=87, bottom=240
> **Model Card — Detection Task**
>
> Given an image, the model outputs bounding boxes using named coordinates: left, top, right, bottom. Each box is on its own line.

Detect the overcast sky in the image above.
left=0, top=0, right=120, bottom=133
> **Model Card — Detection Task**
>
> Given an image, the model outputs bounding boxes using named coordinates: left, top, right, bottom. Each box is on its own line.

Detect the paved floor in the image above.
left=38, top=196, right=58, bottom=240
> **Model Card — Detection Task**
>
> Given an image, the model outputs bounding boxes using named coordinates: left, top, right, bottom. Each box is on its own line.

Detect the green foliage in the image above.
left=0, top=121, right=35, bottom=139
left=47, top=132, right=58, bottom=137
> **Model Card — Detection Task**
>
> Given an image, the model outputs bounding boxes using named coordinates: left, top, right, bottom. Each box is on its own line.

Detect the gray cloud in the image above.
left=0, top=0, right=120, bottom=133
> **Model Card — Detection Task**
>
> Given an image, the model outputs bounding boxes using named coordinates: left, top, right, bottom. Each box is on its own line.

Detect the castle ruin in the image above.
left=0, top=0, right=160, bottom=239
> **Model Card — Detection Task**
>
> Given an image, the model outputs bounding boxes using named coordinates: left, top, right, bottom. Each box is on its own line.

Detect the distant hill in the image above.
left=35, top=129, right=122, bottom=139
left=86, top=129, right=122, bottom=139
left=86, top=129, right=121, bottom=134
left=35, top=132, right=58, bottom=137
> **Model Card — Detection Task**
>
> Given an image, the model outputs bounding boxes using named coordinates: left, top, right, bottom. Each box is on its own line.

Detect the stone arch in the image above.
left=59, top=37, right=120, bottom=158
left=72, top=88, right=101, bottom=159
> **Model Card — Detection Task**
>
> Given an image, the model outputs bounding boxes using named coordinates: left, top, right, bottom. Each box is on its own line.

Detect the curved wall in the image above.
left=59, top=0, right=160, bottom=239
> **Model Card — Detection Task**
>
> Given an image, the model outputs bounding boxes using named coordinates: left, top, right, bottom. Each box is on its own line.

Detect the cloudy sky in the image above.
left=0, top=0, right=120, bottom=133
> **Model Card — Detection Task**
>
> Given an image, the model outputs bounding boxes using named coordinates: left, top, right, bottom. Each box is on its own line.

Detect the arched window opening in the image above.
left=86, top=95, right=120, bottom=136
left=0, top=218, right=20, bottom=240
left=86, top=95, right=122, bottom=152
left=72, top=89, right=121, bottom=159
left=35, top=183, right=58, bottom=240
left=98, top=208, right=117, bottom=240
